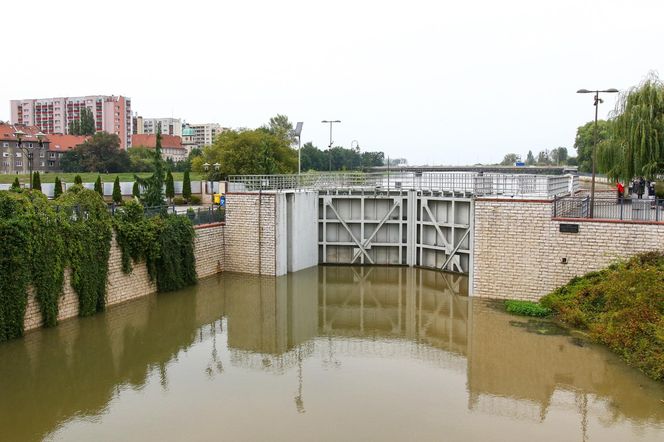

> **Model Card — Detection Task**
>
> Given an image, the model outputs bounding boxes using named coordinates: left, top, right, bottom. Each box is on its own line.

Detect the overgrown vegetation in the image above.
left=0, top=181, right=198, bottom=342
left=113, top=200, right=197, bottom=292
left=541, top=252, right=664, bottom=381
left=504, top=300, right=551, bottom=317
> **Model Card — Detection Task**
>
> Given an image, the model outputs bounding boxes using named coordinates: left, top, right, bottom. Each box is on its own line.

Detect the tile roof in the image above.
left=47, top=134, right=89, bottom=152
left=132, top=134, right=183, bottom=149
left=0, top=123, right=46, bottom=141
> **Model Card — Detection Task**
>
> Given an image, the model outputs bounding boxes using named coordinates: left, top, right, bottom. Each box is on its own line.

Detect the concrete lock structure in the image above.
left=227, top=172, right=582, bottom=297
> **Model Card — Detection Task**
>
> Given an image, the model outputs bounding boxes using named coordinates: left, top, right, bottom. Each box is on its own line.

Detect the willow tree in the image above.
left=602, top=73, right=664, bottom=180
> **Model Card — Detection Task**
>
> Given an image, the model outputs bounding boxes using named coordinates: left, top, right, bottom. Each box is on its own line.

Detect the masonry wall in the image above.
left=223, top=192, right=278, bottom=275
left=24, top=224, right=225, bottom=331
left=473, top=199, right=664, bottom=300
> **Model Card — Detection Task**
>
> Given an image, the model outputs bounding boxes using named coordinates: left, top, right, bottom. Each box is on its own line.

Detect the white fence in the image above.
left=0, top=181, right=203, bottom=198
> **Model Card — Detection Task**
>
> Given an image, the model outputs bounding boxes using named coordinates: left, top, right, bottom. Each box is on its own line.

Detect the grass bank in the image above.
left=0, top=172, right=203, bottom=184
left=540, top=252, right=664, bottom=381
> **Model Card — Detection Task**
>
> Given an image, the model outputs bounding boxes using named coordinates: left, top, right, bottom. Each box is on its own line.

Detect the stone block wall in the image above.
left=24, top=224, right=225, bottom=332
left=473, top=198, right=664, bottom=300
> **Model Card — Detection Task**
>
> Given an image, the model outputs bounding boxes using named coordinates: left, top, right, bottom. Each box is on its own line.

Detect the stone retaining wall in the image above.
left=24, top=223, right=226, bottom=331
left=473, top=199, right=664, bottom=300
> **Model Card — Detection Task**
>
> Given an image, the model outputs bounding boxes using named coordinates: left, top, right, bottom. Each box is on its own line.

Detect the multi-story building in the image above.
left=46, top=134, right=89, bottom=171
left=0, top=123, right=50, bottom=174
left=10, top=95, right=132, bottom=149
left=184, top=123, right=226, bottom=148
left=131, top=134, right=187, bottom=163
left=139, top=117, right=182, bottom=137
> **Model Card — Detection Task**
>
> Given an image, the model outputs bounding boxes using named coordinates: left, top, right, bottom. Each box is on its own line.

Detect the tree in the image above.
left=135, top=129, right=166, bottom=207
left=68, top=108, right=96, bottom=135
left=500, top=153, right=519, bottom=166
left=165, top=170, right=175, bottom=202
left=537, top=150, right=551, bottom=165
left=74, top=175, right=83, bottom=185
left=182, top=170, right=192, bottom=202
left=94, top=175, right=103, bottom=196
left=128, top=147, right=156, bottom=172
left=11, top=177, right=20, bottom=190
left=550, top=147, right=568, bottom=165
left=54, top=177, right=63, bottom=198
left=266, top=114, right=296, bottom=144
left=132, top=181, right=140, bottom=199
left=32, top=172, right=42, bottom=192
left=526, top=150, right=535, bottom=165
left=112, top=176, right=122, bottom=204
left=600, top=72, right=664, bottom=180
left=60, top=132, right=130, bottom=173
left=193, top=128, right=297, bottom=177
left=574, top=120, right=612, bottom=173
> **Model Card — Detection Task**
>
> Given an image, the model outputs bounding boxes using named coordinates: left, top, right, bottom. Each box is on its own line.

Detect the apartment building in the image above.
left=10, top=95, right=133, bottom=149
left=185, top=123, right=225, bottom=148
left=0, top=123, right=50, bottom=174
left=140, top=117, right=182, bottom=137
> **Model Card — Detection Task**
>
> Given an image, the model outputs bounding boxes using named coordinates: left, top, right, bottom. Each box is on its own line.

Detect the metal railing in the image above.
left=553, top=196, right=664, bottom=222
left=50, top=204, right=225, bottom=226
left=228, top=172, right=578, bottom=198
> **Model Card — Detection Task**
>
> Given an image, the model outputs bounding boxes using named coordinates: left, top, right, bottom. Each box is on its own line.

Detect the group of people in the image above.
left=616, top=177, right=656, bottom=199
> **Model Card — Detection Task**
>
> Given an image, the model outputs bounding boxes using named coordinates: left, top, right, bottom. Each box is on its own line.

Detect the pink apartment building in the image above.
left=10, top=95, right=133, bottom=149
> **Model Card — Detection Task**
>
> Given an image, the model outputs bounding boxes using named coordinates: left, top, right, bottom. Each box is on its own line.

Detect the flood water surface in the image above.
left=0, top=267, right=662, bottom=441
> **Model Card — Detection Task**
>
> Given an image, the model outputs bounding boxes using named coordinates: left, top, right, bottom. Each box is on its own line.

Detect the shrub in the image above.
left=656, top=181, right=664, bottom=198
left=172, top=196, right=185, bottom=205
left=505, top=300, right=551, bottom=317
left=542, top=252, right=664, bottom=381
left=190, top=195, right=201, bottom=204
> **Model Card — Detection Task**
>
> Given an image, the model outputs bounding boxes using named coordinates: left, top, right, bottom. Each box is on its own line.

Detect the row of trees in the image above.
left=500, top=147, right=574, bottom=167
left=193, top=114, right=386, bottom=177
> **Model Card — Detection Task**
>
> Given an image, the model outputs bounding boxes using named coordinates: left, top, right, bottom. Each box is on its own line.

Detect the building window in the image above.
left=48, top=161, right=55, bottom=167
left=15, top=161, right=22, bottom=167
left=2, top=152, right=8, bottom=158
left=40, top=161, right=45, bottom=167
left=49, top=152, right=56, bottom=158
left=2, top=142, right=7, bottom=147
left=15, top=152, right=22, bottom=158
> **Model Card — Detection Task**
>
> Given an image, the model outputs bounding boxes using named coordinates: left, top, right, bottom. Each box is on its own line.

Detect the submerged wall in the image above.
left=24, top=223, right=225, bottom=331
left=473, top=198, right=664, bottom=300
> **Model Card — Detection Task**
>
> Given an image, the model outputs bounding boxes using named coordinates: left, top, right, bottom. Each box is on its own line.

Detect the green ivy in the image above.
left=0, top=185, right=197, bottom=343
left=55, top=185, right=112, bottom=317
left=114, top=200, right=197, bottom=292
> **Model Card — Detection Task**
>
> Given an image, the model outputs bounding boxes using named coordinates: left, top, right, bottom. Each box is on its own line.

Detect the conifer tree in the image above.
left=182, top=170, right=192, bottom=202
left=132, top=181, right=140, bottom=198
left=94, top=175, right=103, bottom=197
left=112, top=176, right=122, bottom=204
left=165, top=170, right=175, bottom=202
left=54, top=177, right=63, bottom=198
left=74, top=175, right=83, bottom=185
left=32, top=171, right=42, bottom=192
left=11, top=177, right=20, bottom=190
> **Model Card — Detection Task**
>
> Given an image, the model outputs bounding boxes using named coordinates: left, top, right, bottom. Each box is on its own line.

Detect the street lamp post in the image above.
left=576, top=88, right=619, bottom=217
left=294, top=122, right=303, bottom=175
left=13, top=129, right=46, bottom=189
left=321, top=120, right=341, bottom=171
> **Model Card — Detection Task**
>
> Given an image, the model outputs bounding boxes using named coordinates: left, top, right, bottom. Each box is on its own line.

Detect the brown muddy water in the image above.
left=0, top=267, right=662, bottom=442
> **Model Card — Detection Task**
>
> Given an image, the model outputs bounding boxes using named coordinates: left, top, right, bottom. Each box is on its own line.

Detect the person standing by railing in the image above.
left=617, top=181, right=625, bottom=203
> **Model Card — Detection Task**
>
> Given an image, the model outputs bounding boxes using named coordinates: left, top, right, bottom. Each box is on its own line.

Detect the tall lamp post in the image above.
left=294, top=122, right=304, bottom=175
left=14, top=129, right=46, bottom=189
left=576, top=88, right=619, bottom=217
left=321, top=120, right=341, bottom=171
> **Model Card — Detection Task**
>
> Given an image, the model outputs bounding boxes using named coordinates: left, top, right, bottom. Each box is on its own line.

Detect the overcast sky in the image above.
left=2, top=0, right=663, bottom=165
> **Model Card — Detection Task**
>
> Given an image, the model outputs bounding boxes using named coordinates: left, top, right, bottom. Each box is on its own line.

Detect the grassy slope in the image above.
left=0, top=172, right=203, bottom=184
left=541, top=252, right=664, bottom=381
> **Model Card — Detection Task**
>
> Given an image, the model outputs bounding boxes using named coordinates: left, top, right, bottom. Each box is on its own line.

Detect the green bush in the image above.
left=655, top=181, right=664, bottom=198
left=541, top=252, right=664, bottom=381
left=172, top=196, right=185, bottom=205
left=505, top=300, right=551, bottom=317
left=190, top=195, right=201, bottom=204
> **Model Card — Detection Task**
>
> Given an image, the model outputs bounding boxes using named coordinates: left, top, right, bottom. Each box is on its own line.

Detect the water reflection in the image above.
left=0, top=267, right=662, bottom=441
